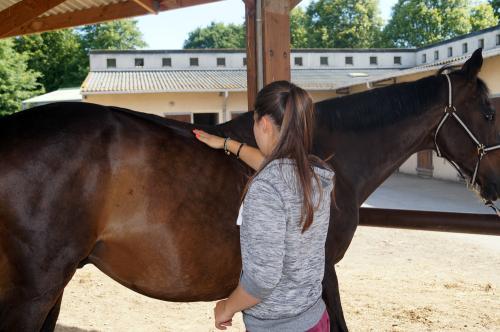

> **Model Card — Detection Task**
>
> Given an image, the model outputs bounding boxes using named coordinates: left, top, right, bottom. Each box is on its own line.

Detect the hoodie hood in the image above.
left=265, top=158, right=335, bottom=196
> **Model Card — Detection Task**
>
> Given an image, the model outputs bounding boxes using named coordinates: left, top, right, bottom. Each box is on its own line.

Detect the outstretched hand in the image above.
left=192, top=129, right=225, bottom=149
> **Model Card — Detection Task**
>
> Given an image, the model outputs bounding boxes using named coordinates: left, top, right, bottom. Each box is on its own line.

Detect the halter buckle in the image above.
left=477, top=144, right=486, bottom=158
left=444, top=105, right=456, bottom=114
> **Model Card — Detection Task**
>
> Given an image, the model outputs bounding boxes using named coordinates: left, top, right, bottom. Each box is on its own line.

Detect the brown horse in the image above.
left=0, top=49, right=498, bottom=332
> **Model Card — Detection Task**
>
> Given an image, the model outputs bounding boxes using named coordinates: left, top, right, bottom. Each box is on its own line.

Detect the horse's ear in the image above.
left=461, top=48, right=483, bottom=80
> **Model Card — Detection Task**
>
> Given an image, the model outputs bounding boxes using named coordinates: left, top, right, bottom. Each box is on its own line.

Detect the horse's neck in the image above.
left=216, top=112, right=257, bottom=147
left=331, top=98, right=445, bottom=203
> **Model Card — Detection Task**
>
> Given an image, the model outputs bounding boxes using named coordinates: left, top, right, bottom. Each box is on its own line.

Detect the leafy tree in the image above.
left=305, top=0, right=384, bottom=48
left=290, top=7, right=310, bottom=48
left=490, top=0, right=500, bottom=18
left=14, top=29, right=86, bottom=92
left=0, top=39, right=43, bottom=117
left=381, top=0, right=495, bottom=48
left=78, top=19, right=147, bottom=53
left=14, top=19, right=146, bottom=93
left=470, top=3, right=498, bottom=30
left=184, top=22, right=245, bottom=49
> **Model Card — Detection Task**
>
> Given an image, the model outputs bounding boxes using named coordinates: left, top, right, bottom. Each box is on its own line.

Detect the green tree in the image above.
left=470, top=3, right=498, bottom=31
left=305, top=0, right=384, bottom=48
left=183, top=22, right=245, bottom=49
left=490, top=0, right=500, bottom=18
left=290, top=7, right=310, bottom=48
left=14, top=29, right=86, bottom=93
left=14, top=19, right=146, bottom=93
left=78, top=19, right=147, bottom=53
left=0, top=39, right=43, bottom=117
left=382, top=0, right=476, bottom=48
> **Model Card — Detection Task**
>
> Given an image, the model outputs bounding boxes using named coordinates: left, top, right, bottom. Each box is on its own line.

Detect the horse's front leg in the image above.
left=322, top=199, right=359, bottom=332
left=322, top=263, right=348, bottom=332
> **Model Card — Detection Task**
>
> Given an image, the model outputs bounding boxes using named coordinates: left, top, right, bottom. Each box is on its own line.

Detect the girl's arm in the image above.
left=192, top=129, right=264, bottom=171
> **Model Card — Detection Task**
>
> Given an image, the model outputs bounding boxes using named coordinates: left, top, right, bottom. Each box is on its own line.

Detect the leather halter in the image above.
left=433, top=74, right=500, bottom=216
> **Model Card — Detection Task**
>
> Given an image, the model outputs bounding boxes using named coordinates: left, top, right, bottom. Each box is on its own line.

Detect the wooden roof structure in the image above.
left=0, top=0, right=223, bottom=38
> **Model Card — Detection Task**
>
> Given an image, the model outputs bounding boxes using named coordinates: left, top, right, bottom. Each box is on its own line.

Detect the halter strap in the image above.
left=434, top=74, right=500, bottom=214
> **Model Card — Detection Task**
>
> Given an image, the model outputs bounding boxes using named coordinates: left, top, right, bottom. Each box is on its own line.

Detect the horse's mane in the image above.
left=314, top=65, right=490, bottom=132
left=314, top=75, right=444, bottom=132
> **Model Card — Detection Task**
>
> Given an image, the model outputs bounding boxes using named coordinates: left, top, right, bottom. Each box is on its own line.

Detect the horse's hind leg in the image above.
left=0, top=288, right=63, bottom=332
left=40, top=292, right=64, bottom=332
left=0, top=234, right=82, bottom=332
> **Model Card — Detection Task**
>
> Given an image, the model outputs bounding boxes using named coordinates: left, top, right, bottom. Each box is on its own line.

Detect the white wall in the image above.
left=416, top=27, right=500, bottom=65
left=398, top=152, right=461, bottom=182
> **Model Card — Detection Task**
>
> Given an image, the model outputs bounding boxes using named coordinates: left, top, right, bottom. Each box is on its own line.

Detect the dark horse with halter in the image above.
left=0, top=49, right=498, bottom=331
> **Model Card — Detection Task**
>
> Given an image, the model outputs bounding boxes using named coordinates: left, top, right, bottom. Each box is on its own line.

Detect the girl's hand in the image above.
left=214, top=299, right=234, bottom=330
left=192, top=129, right=225, bottom=149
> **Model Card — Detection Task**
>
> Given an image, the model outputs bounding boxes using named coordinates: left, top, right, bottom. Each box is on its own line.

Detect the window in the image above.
left=497, top=34, right=500, bottom=45
left=394, top=56, right=401, bottom=65
left=422, top=54, right=427, bottom=63
left=294, top=57, right=303, bottom=66
left=448, top=47, right=453, bottom=57
left=162, top=58, right=172, bottom=67
left=135, top=58, right=144, bottom=67
left=462, top=42, right=468, bottom=54
left=106, top=58, right=116, bottom=68
left=478, top=38, right=484, bottom=49
left=369, top=56, right=377, bottom=65
left=190, top=57, right=199, bottom=66
left=434, top=50, right=439, bottom=60
left=243, top=57, right=247, bottom=66
left=320, top=56, right=328, bottom=65
left=216, top=57, right=226, bottom=66
left=345, top=56, right=353, bottom=65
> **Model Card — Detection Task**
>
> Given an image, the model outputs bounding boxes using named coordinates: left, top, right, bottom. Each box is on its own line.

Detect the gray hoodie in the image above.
left=238, top=158, right=335, bottom=332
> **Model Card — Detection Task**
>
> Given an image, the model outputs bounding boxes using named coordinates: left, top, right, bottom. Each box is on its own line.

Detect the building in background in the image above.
left=81, top=25, right=500, bottom=181
left=22, top=87, right=81, bottom=110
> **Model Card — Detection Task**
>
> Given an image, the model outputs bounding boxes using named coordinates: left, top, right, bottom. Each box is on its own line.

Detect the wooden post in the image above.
left=244, top=0, right=257, bottom=112
left=417, top=150, right=434, bottom=178
left=261, top=0, right=292, bottom=84
left=243, top=0, right=298, bottom=111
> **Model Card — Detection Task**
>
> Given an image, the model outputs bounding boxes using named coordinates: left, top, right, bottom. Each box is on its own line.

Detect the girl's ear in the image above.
left=261, top=115, right=270, bottom=133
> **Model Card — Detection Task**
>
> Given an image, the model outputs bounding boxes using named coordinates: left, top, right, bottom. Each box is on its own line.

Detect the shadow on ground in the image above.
left=55, top=324, right=100, bottom=332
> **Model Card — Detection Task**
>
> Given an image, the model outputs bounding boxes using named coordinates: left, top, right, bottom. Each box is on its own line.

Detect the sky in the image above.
left=136, top=0, right=399, bottom=50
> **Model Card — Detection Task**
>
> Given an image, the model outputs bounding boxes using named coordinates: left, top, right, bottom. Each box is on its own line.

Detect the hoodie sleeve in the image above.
left=239, top=179, right=287, bottom=300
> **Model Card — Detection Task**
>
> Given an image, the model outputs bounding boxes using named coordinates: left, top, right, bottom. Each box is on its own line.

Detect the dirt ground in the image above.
left=54, top=226, right=500, bottom=332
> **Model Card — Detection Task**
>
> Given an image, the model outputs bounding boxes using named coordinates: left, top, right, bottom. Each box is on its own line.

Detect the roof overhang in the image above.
left=0, top=0, right=223, bottom=38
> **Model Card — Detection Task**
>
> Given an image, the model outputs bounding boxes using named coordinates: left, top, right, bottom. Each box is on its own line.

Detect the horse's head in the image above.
left=434, top=48, right=499, bottom=203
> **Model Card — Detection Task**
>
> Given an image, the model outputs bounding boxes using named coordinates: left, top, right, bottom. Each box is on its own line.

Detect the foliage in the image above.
left=0, top=39, right=44, bottom=116
left=183, top=22, right=245, bottom=48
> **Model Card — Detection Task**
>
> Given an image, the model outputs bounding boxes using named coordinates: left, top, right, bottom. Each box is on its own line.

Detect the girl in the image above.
left=193, top=80, right=334, bottom=332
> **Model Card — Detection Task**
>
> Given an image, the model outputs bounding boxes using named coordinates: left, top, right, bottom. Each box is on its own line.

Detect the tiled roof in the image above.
left=334, top=47, right=500, bottom=90
left=81, top=68, right=401, bottom=94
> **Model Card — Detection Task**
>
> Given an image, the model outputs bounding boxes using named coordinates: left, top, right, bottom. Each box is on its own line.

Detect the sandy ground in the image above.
left=54, top=174, right=500, bottom=331
left=54, top=226, right=500, bottom=332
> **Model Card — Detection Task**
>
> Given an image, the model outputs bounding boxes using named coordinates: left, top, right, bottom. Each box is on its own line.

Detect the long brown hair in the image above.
left=242, top=80, right=332, bottom=233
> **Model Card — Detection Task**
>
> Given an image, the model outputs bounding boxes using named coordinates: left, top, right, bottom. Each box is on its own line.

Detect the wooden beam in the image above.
left=4, top=2, right=148, bottom=38
left=244, top=0, right=257, bottom=112
left=132, top=0, right=159, bottom=14
left=0, top=0, right=67, bottom=37
left=289, top=0, right=301, bottom=9
left=261, top=0, right=292, bottom=84
left=359, top=208, right=500, bottom=236
left=2, top=0, right=223, bottom=38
